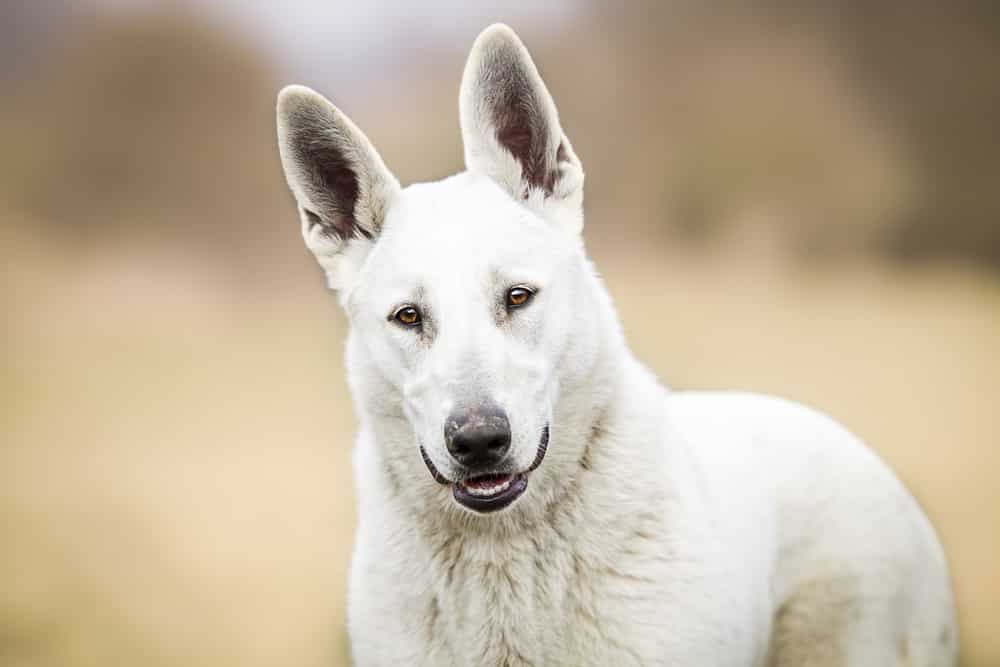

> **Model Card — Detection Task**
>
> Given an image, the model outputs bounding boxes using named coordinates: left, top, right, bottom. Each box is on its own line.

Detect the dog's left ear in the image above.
left=460, top=24, right=585, bottom=234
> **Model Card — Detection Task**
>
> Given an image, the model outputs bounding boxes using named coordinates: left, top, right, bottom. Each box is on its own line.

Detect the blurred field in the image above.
left=2, top=2, right=999, bottom=666
left=3, top=235, right=999, bottom=666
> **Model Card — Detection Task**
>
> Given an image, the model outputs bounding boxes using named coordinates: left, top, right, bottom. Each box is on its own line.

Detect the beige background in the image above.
left=2, top=3, right=998, bottom=665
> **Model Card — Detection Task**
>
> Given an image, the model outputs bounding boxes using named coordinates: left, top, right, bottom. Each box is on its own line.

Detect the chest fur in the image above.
left=408, top=518, right=673, bottom=666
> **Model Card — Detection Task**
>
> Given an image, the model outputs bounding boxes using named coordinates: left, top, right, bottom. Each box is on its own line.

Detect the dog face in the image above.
left=277, top=25, right=592, bottom=516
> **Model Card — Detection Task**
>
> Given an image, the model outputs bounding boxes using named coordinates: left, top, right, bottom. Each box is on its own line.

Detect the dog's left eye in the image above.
left=392, top=305, right=422, bottom=328
left=506, top=286, right=535, bottom=310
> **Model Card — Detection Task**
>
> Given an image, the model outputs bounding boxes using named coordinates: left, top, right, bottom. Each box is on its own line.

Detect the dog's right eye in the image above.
left=392, top=305, right=422, bottom=328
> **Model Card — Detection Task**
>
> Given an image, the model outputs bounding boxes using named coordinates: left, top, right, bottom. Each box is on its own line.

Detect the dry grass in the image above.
left=2, top=239, right=998, bottom=666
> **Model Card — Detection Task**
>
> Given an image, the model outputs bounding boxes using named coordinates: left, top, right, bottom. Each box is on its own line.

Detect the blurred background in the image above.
left=2, top=1, right=998, bottom=665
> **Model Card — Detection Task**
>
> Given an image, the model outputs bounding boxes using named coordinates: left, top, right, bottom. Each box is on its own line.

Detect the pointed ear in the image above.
left=460, top=24, right=584, bottom=232
left=276, top=85, right=399, bottom=288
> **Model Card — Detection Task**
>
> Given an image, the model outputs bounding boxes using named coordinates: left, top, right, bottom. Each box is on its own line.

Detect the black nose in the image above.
left=445, top=404, right=511, bottom=469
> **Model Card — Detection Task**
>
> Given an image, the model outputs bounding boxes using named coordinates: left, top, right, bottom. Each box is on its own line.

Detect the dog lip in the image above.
left=527, top=423, right=549, bottom=472
left=419, top=445, right=450, bottom=485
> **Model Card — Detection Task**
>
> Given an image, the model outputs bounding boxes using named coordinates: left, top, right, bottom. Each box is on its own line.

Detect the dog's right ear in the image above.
left=277, top=85, right=399, bottom=290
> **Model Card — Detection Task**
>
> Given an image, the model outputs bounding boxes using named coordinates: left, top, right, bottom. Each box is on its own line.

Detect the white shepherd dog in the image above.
left=276, top=24, right=957, bottom=667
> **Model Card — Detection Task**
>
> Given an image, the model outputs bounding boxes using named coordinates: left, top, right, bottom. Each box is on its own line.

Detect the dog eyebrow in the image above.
left=380, top=283, right=425, bottom=311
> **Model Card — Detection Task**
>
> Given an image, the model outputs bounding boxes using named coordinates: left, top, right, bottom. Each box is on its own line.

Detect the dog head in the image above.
left=277, top=25, right=602, bottom=518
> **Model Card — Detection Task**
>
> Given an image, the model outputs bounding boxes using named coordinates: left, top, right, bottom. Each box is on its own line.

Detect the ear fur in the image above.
left=276, top=85, right=399, bottom=288
left=459, top=24, right=584, bottom=232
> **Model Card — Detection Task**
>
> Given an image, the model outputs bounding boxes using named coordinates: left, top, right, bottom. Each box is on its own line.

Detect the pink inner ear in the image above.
left=308, top=145, right=361, bottom=239
left=493, top=114, right=564, bottom=198
left=484, top=63, right=561, bottom=197
left=497, top=122, right=534, bottom=170
left=285, top=104, right=365, bottom=240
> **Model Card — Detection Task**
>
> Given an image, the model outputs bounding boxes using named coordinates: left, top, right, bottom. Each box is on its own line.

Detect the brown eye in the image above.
left=393, top=306, right=421, bottom=327
left=506, top=286, right=535, bottom=309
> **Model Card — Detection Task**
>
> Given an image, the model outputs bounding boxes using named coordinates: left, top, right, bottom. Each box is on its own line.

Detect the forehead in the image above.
left=363, top=173, right=569, bottom=292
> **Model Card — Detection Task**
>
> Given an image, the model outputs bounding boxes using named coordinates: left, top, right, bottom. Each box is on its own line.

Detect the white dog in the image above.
left=276, top=24, right=957, bottom=667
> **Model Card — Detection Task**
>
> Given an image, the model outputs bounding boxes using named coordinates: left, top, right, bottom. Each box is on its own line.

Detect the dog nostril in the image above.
left=448, top=427, right=510, bottom=465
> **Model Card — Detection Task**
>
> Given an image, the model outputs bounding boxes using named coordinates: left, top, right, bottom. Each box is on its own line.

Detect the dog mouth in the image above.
left=453, top=473, right=527, bottom=513
left=419, top=425, right=549, bottom=514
